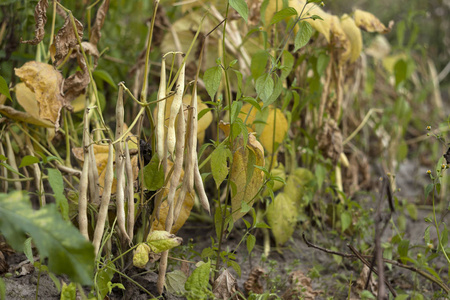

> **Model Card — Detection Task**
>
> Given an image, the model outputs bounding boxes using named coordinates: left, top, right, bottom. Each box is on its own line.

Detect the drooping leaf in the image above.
left=212, top=269, right=238, bottom=300
left=255, top=73, right=274, bottom=103
left=166, top=270, right=187, bottom=295
left=0, top=76, right=11, bottom=101
left=250, top=51, right=269, bottom=80
left=229, top=0, right=248, bottom=22
left=230, top=134, right=265, bottom=221
left=93, top=69, right=117, bottom=90
left=341, top=14, right=362, bottom=63
left=18, top=155, right=40, bottom=168
left=133, top=243, right=150, bottom=268
left=0, top=192, right=94, bottom=285
left=53, top=15, right=84, bottom=66
left=294, top=21, right=313, bottom=52
left=89, top=0, right=110, bottom=46
left=96, top=261, right=115, bottom=299
left=204, top=65, right=222, bottom=101
left=185, top=260, right=211, bottom=293
left=142, top=153, right=164, bottom=191
left=247, top=234, right=256, bottom=254
left=47, top=168, right=69, bottom=220
left=211, top=144, right=231, bottom=189
left=266, top=193, right=297, bottom=246
left=341, top=211, right=351, bottom=232
left=270, top=7, right=297, bottom=25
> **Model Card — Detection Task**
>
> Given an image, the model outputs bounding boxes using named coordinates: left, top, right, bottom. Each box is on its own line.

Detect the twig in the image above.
left=302, top=233, right=450, bottom=294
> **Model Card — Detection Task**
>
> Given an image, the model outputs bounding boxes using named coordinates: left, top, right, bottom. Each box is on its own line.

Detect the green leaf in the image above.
left=0, top=76, right=11, bottom=101
left=280, top=50, right=294, bottom=80
left=185, top=260, right=211, bottom=292
left=0, top=277, right=5, bottom=300
left=424, top=226, right=431, bottom=244
left=228, top=260, right=241, bottom=277
left=394, top=59, right=407, bottom=88
left=398, top=239, right=409, bottom=262
left=316, top=53, right=330, bottom=76
left=0, top=192, right=94, bottom=285
left=60, top=282, right=76, bottom=300
left=204, top=66, right=222, bottom=100
left=23, top=237, right=34, bottom=264
left=260, top=0, right=270, bottom=26
left=255, top=221, right=270, bottom=229
left=251, top=51, right=269, bottom=79
left=229, top=0, right=248, bottom=22
left=406, top=203, right=418, bottom=221
left=424, top=183, right=433, bottom=198
left=361, top=290, right=376, bottom=300
left=441, top=224, right=448, bottom=248
left=263, top=74, right=282, bottom=107
left=0, top=162, right=24, bottom=178
left=93, top=70, right=117, bottom=90
left=96, top=261, right=115, bottom=300
left=0, top=154, right=6, bottom=161
left=310, top=14, right=323, bottom=21
left=233, top=70, right=243, bottom=100
left=294, top=21, right=313, bottom=52
left=341, top=211, right=351, bottom=232
left=270, top=7, right=297, bottom=25
left=230, top=101, right=243, bottom=124
left=142, top=153, right=164, bottom=191
left=247, top=233, right=256, bottom=254
left=211, top=144, right=231, bottom=189
left=255, top=73, right=274, bottom=103
left=18, top=155, right=40, bottom=168
left=394, top=295, right=409, bottom=300
left=166, top=270, right=187, bottom=295
left=47, top=168, right=69, bottom=220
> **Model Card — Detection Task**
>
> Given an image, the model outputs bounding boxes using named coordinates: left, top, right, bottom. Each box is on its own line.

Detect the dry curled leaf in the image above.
left=53, top=15, right=84, bottom=66
left=64, top=42, right=99, bottom=101
left=244, top=267, right=265, bottom=295
left=354, top=9, right=394, bottom=34
left=349, top=265, right=377, bottom=300
left=230, top=134, right=265, bottom=221
left=14, top=61, right=66, bottom=129
left=21, top=0, right=48, bottom=45
left=282, top=270, right=321, bottom=300
left=213, top=269, right=240, bottom=300
left=90, top=0, right=110, bottom=46
left=317, top=119, right=343, bottom=165
left=0, top=105, right=54, bottom=128
left=329, top=15, right=351, bottom=63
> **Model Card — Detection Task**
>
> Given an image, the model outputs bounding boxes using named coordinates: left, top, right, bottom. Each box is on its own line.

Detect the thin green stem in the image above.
left=432, top=184, right=450, bottom=264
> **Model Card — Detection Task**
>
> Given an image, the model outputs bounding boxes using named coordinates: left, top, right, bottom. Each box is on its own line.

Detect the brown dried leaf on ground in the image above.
left=349, top=265, right=377, bottom=299
left=90, top=0, right=110, bottom=46
left=354, top=9, right=394, bottom=34
left=64, top=42, right=99, bottom=101
left=244, top=267, right=265, bottom=295
left=14, top=61, right=66, bottom=129
left=213, top=269, right=241, bottom=300
left=21, top=0, right=48, bottom=45
left=282, top=270, right=321, bottom=300
left=317, top=119, right=343, bottom=165
left=53, top=15, right=84, bottom=66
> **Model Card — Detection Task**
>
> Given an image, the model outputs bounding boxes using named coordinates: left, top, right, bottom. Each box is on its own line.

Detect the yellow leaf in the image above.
left=340, top=14, right=363, bottom=63
left=239, top=104, right=288, bottom=154
left=266, top=192, right=297, bottom=246
left=0, top=104, right=54, bottom=128
left=72, top=125, right=139, bottom=195
left=284, top=168, right=315, bottom=210
left=382, top=53, right=408, bottom=74
left=151, top=161, right=194, bottom=234
left=230, top=134, right=265, bottom=221
left=153, top=93, right=212, bottom=144
left=71, top=94, right=87, bottom=113
left=354, top=9, right=393, bottom=34
left=329, top=15, right=351, bottom=62
left=14, top=61, right=66, bottom=129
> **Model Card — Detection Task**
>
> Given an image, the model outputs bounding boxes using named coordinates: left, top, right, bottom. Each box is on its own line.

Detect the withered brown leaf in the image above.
left=90, top=0, right=110, bottom=46
left=63, top=42, right=99, bottom=101
left=213, top=269, right=240, bottom=300
left=53, top=15, right=84, bottom=66
left=21, top=0, right=48, bottom=45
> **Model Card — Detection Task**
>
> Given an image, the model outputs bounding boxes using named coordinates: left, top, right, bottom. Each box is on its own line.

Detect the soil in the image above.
left=2, top=158, right=450, bottom=299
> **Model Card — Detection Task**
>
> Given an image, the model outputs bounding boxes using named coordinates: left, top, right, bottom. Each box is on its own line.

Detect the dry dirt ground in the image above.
left=2, top=159, right=450, bottom=299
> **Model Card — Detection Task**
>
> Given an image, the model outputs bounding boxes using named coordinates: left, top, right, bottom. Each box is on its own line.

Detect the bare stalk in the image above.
left=125, top=142, right=135, bottom=242
left=78, top=108, right=91, bottom=240
left=5, top=131, right=21, bottom=191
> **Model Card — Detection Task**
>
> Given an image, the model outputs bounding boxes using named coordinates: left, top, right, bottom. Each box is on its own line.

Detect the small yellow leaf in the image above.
left=14, top=61, right=66, bottom=129
left=354, top=9, right=393, bottom=34
left=284, top=168, right=315, bottom=210
left=15, top=83, right=40, bottom=119
left=230, top=134, right=265, bottom=221
left=133, top=243, right=150, bottom=268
